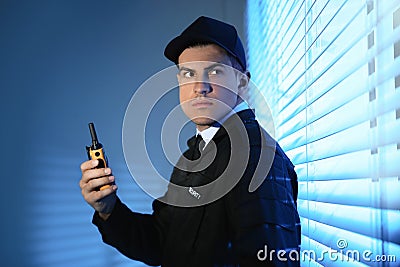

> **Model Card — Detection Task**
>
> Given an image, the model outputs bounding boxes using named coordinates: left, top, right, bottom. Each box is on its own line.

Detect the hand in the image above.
left=79, top=159, right=118, bottom=220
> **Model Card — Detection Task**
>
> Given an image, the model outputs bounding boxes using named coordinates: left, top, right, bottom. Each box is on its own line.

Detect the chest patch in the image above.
left=188, top=187, right=201, bottom=199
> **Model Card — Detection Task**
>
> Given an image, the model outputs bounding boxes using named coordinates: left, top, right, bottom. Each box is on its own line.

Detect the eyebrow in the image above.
left=178, top=66, right=194, bottom=73
left=178, top=63, right=227, bottom=73
left=204, top=63, right=227, bottom=72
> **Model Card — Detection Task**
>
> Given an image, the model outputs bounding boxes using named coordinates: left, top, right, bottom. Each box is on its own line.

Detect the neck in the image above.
left=196, top=124, right=210, bottom=131
left=235, top=98, right=244, bottom=106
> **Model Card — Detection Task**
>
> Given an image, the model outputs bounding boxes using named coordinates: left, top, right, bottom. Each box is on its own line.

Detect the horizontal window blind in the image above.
left=246, top=0, right=400, bottom=266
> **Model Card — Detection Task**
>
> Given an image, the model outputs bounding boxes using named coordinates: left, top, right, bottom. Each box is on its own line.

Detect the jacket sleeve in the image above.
left=225, top=131, right=301, bottom=267
left=92, top=197, right=171, bottom=266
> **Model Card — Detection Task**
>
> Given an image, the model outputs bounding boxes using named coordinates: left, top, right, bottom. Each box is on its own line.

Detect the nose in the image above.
left=193, top=81, right=213, bottom=96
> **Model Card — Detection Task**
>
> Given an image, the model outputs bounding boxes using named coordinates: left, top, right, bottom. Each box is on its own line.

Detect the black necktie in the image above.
left=191, top=134, right=204, bottom=160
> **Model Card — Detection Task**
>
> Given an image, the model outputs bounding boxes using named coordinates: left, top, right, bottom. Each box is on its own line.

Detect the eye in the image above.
left=209, top=68, right=223, bottom=75
left=182, top=70, right=195, bottom=78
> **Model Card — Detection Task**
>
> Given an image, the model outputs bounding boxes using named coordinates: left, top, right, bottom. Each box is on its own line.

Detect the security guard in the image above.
left=80, top=16, right=301, bottom=267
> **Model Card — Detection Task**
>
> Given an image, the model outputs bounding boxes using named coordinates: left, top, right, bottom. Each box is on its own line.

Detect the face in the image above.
left=177, top=44, right=245, bottom=130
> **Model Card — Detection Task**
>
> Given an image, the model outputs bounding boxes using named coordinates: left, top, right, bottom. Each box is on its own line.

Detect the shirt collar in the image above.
left=196, top=126, right=219, bottom=142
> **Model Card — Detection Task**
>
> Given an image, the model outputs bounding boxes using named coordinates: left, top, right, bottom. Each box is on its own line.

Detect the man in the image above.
left=79, top=16, right=301, bottom=266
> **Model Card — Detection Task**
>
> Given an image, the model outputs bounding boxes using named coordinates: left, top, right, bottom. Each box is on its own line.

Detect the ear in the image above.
left=236, top=71, right=249, bottom=90
left=236, top=71, right=250, bottom=100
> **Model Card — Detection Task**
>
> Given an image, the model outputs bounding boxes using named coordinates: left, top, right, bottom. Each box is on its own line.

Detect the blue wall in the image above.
left=0, top=1, right=245, bottom=266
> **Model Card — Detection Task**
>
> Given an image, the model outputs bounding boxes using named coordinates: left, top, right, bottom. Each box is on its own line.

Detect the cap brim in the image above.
left=164, top=33, right=240, bottom=67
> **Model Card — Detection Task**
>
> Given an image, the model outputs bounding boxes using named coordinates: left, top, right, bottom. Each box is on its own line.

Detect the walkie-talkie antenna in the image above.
left=88, top=122, right=100, bottom=149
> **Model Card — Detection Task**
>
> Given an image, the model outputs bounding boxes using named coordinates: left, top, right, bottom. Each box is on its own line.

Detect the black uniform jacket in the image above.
left=93, top=109, right=301, bottom=267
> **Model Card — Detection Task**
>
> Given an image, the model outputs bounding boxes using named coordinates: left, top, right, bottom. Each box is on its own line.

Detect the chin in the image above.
left=191, top=117, right=215, bottom=126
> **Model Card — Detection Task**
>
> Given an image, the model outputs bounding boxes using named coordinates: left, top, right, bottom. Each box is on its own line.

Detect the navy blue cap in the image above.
left=164, top=16, right=246, bottom=70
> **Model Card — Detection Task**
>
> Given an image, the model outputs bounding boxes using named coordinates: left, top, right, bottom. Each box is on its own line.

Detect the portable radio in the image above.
left=86, top=122, right=112, bottom=190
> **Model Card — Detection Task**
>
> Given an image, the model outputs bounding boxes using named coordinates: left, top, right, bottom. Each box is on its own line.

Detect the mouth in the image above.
left=191, top=99, right=213, bottom=108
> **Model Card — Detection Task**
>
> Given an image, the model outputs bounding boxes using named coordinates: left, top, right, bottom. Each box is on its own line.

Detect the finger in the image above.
left=81, top=167, right=112, bottom=184
left=80, top=159, right=99, bottom=172
left=82, top=176, right=115, bottom=194
left=86, top=184, right=118, bottom=203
